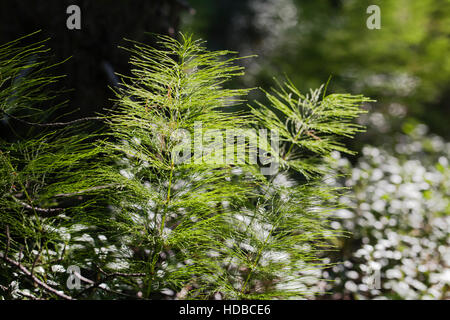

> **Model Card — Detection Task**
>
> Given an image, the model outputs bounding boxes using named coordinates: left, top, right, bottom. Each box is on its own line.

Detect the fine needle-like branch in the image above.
left=12, top=195, right=64, bottom=215
left=30, top=246, right=42, bottom=280
left=54, top=184, right=116, bottom=198
left=1, top=110, right=103, bottom=127
left=95, top=264, right=146, bottom=279
left=4, top=226, right=10, bottom=261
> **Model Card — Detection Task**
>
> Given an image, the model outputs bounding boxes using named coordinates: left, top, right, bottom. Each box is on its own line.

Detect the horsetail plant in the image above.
left=0, top=32, right=371, bottom=299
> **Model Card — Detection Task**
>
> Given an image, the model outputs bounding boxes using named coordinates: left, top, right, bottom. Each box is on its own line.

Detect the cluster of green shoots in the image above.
left=0, top=32, right=370, bottom=299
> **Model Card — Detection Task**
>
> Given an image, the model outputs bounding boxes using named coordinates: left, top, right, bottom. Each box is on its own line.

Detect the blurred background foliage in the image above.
left=181, top=0, right=450, bottom=299
left=183, top=0, right=450, bottom=140
left=323, top=127, right=450, bottom=299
